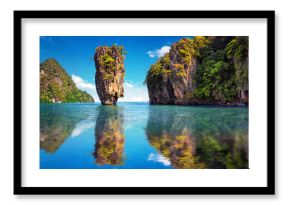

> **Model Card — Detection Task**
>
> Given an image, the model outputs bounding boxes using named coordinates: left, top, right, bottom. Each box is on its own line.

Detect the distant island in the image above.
left=145, top=36, right=248, bottom=105
left=40, top=59, right=94, bottom=103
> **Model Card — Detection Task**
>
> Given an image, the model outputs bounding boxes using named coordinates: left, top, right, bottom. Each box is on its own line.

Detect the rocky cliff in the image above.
left=94, top=45, right=125, bottom=105
left=40, top=58, right=94, bottom=103
left=145, top=36, right=248, bottom=105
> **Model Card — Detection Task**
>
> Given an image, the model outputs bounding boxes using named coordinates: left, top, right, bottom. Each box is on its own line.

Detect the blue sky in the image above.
left=40, top=36, right=192, bottom=102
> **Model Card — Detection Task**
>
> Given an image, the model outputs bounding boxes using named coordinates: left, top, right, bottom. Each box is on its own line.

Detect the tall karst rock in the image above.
left=145, top=36, right=248, bottom=105
left=94, top=45, right=125, bottom=105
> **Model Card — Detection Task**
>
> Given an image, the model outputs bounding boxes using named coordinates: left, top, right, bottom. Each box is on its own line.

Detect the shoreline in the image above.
left=40, top=102, right=248, bottom=108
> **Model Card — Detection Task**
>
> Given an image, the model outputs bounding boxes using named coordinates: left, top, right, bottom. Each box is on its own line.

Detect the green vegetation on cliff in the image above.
left=193, top=36, right=248, bottom=104
left=95, top=45, right=126, bottom=73
left=40, top=59, right=94, bottom=103
left=145, top=36, right=249, bottom=105
left=145, top=37, right=208, bottom=86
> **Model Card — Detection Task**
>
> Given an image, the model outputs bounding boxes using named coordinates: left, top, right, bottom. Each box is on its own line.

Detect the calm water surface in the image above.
left=40, top=103, right=248, bottom=169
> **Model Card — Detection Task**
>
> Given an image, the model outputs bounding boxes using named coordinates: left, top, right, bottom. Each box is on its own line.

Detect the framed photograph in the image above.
left=14, top=10, right=275, bottom=195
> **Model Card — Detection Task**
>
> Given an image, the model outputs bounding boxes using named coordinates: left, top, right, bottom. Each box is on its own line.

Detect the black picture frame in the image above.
left=14, top=10, right=275, bottom=195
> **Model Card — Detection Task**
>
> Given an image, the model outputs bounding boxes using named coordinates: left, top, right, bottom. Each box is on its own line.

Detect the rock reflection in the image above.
left=93, top=106, right=125, bottom=166
left=40, top=105, right=83, bottom=153
left=146, top=106, right=248, bottom=169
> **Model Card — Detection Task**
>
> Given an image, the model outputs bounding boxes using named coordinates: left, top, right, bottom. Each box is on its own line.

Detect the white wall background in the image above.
left=0, top=0, right=287, bottom=204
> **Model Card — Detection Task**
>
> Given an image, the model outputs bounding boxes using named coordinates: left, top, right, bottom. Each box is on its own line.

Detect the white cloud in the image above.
left=148, top=153, right=171, bottom=166
left=119, top=81, right=149, bottom=102
left=72, top=74, right=95, bottom=89
left=146, top=51, right=155, bottom=58
left=72, top=74, right=99, bottom=102
left=156, top=46, right=171, bottom=57
left=124, top=82, right=134, bottom=88
left=146, top=46, right=170, bottom=58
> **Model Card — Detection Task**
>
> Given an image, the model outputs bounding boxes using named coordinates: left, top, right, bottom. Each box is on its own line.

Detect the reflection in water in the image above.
left=71, top=119, right=95, bottom=137
left=40, top=107, right=81, bottom=153
left=40, top=104, right=95, bottom=153
left=40, top=103, right=248, bottom=169
left=146, top=106, right=248, bottom=169
left=93, top=106, right=125, bottom=166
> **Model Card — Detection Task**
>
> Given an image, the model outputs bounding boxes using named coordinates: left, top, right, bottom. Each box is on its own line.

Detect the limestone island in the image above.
left=94, top=45, right=125, bottom=105
left=145, top=36, right=248, bottom=105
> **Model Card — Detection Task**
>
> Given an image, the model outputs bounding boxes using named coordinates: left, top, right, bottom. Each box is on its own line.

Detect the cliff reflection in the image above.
left=146, top=106, right=248, bottom=169
left=93, top=106, right=125, bottom=166
left=40, top=105, right=83, bottom=153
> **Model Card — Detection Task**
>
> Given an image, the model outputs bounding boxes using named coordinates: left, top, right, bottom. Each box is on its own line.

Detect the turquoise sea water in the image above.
left=40, top=103, right=248, bottom=169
